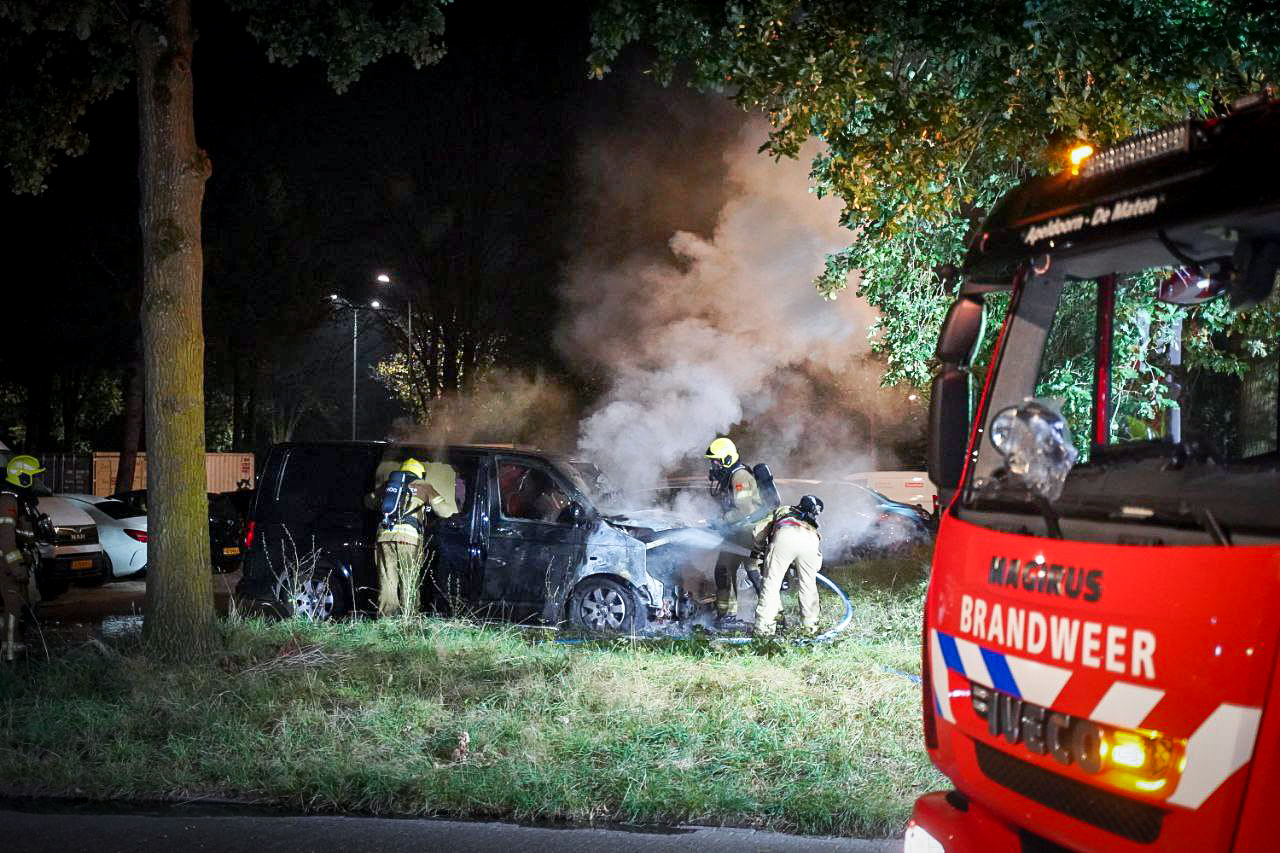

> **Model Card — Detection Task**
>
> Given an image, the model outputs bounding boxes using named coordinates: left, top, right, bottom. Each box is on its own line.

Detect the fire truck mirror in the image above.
left=929, top=294, right=987, bottom=493
left=1157, top=266, right=1229, bottom=305
left=928, top=367, right=970, bottom=491
left=935, top=295, right=985, bottom=363
left=1229, top=238, right=1280, bottom=310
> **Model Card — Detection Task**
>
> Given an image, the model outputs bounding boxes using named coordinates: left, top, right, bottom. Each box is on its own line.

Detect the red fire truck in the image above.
left=911, top=98, right=1280, bottom=851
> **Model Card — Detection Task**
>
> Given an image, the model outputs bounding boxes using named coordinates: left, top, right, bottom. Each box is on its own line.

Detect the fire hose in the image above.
left=553, top=571, right=854, bottom=647
left=710, top=570, right=853, bottom=646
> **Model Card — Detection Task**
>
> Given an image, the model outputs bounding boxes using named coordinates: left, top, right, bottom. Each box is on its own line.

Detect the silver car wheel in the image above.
left=579, top=584, right=628, bottom=631
left=281, top=576, right=335, bottom=621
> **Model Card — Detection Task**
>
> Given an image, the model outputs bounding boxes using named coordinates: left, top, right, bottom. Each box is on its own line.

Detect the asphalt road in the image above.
left=0, top=809, right=899, bottom=853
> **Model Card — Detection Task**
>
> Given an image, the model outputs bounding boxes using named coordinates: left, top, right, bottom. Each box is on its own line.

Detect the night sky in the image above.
left=1, top=0, right=733, bottom=451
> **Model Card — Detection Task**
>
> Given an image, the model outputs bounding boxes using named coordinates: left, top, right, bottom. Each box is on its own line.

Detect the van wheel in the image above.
left=275, top=558, right=351, bottom=621
left=570, top=577, right=646, bottom=635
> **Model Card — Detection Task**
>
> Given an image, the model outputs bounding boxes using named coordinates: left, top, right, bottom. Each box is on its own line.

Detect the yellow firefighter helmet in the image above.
left=400, top=457, right=426, bottom=479
left=705, top=437, right=739, bottom=466
left=4, top=454, right=44, bottom=489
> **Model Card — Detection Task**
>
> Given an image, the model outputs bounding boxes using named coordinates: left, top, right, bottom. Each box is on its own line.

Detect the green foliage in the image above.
left=0, top=0, right=452, bottom=192
left=224, top=0, right=449, bottom=92
left=0, top=2, right=132, bottom=193
left=590, top=0, right=1280, bottom=394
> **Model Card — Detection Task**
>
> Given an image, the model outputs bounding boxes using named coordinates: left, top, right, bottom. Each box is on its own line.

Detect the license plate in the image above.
left=222, top=547, right=240, bottom=556
left=71, top=559, right=94, bottom=570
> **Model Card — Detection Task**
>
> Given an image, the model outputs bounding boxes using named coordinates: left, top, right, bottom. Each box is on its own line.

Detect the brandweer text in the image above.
left=959, top=593, right=1156, bottom=679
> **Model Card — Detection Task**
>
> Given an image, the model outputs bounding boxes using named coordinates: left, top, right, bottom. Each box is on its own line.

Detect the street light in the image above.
left=329, top=294, right=379, bottom=441
left=374, top=272, right=412, bottom=339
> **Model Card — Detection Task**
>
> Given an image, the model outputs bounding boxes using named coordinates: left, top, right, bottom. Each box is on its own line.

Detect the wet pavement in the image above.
left=28, top=570, right=240, bottom=647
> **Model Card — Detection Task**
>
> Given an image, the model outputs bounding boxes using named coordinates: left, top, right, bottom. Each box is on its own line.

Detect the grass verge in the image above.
left=0, top=548, right=944, bottom=836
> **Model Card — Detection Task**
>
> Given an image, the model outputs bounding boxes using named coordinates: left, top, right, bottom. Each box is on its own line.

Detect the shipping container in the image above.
left=91, top=452, right=255, bottom=496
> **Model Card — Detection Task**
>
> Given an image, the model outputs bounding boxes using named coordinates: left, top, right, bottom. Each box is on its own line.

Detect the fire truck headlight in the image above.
left=1109, top=731, right=1147, bottom=769
left=904, top=822, right=945, bottom=853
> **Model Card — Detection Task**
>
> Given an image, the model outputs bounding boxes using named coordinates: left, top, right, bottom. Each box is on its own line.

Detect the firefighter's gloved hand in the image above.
left=746, top=568, right=764, bottom=595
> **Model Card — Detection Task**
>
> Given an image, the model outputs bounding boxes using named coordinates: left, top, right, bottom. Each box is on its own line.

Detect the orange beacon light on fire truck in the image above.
left=914, top=100, right=1280, bottom=852
left=1068, top=143, right=1094, bottom=174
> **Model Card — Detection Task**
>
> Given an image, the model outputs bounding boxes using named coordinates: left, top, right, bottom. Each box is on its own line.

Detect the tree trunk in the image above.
left=115, top=337, right=145, bottom=493
left=135, top=0, right=216, bottom=659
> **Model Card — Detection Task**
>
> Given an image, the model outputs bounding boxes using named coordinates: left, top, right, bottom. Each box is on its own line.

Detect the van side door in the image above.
left=480, top=456, right=590, bottom=617
left=425, top=453, right=486, bottom=607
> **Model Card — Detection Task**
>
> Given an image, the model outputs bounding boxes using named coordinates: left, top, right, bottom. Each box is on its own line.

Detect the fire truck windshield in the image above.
left=960, top=263, right=1280, bottom=543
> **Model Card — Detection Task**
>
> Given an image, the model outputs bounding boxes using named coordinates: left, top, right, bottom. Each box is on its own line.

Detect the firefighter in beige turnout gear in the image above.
left=753, top=495, right=824, bottom=637
left=1, top=455, right=43, bottom=661
left=375, top=457, right=456, bottom=617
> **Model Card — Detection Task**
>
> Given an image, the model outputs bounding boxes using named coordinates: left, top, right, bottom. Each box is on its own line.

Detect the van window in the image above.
left=497, top=461, right=571, bottom=523
left=274, top=446, right=378, bottom=521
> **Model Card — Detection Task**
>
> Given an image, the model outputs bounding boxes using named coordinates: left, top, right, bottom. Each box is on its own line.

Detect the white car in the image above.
left=34, top=495, right=109, bottom=598
left=57, top=494, right=148, bottom=580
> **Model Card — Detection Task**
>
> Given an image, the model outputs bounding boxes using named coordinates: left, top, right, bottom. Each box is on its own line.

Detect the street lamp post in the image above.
left=375, top=272, right=413, bottom=342
left=350, top=306, right=358, bottom=441
left=330, top=293, right=370, bottom=441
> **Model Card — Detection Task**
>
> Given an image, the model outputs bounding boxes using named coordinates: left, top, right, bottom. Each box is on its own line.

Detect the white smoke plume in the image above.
left=559, top=104, right=925, bottom=554
left=388, top=369, right=578, bottom=452
left=562, top=116, right=909, bottom=479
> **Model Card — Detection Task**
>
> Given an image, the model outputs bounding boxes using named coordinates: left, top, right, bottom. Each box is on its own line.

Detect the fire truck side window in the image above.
left=1032, top=280, right=1099, bottom=461
left=1175, top=282, right=1279, bottom=459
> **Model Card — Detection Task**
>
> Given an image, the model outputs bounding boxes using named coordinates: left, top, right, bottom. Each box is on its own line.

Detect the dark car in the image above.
left=235, top=442, right=724, bottom=632
left=111, top=489, right=248, bottom=572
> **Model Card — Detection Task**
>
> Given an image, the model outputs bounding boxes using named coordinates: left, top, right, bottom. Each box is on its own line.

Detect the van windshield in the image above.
left=964, top=264, right=1280, bottom=538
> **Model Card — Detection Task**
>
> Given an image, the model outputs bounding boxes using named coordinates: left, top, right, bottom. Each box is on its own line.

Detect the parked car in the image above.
left=34, top=496, right=108, bottom=599
left=628, top=473, right=932, bottom=562
left=111, top=489, right=246, bottom=572
left=57, top=495, right=148, bottom=580
left=236, top=442, right=726, bottom=632
left=841, top=470, right=937, bottom=516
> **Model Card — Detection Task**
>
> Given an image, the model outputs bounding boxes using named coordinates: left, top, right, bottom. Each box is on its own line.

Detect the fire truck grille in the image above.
left=975, top=741, right=1165, bottom=844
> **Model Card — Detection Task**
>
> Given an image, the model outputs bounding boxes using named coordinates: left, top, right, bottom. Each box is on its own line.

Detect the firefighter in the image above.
left=706, top=436, right=768, bottom=627
left=0, top=455, right=42, bottom=661
left=753, top=495, right=824, bottom=638
left=374, top=457, right=446, bottom=618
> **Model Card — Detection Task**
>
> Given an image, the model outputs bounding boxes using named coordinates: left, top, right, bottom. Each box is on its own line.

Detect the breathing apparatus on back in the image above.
left=794, top=494, right=824, bottom=529
left=380, top=458, right=425, bottom=532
